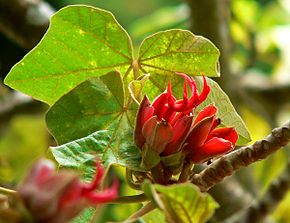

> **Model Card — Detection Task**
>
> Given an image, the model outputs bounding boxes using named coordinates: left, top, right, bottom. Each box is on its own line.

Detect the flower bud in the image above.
left=18, top=158, right=118, bottom=223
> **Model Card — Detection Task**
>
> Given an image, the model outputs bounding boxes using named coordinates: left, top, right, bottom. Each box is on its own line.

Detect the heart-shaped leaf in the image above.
left=138, top=30, right=220, bottom=77
left=46, top=71, right=128, bottom=144
left=5, top=6, right=133, bottom=105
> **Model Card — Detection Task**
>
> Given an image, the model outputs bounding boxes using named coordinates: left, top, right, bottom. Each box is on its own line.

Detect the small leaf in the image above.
left=138, top=29, right=220, bottom=77
left=4, top=6, right=133, bottom=105
left=128, top=73, right=150, bottom=104
left=153, top=183, right=219, bottom=223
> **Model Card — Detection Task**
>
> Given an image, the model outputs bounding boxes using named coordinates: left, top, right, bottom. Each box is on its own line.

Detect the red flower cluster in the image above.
left=19, top=159, right=118, bottom=223
left=134, top=73, right=238, bottom=164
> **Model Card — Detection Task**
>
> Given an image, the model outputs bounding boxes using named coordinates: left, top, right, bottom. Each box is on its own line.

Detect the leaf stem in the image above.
left=178, top=159, right=193, bottom=183
left=123, top=201, right=156, bottom=223
left=132, top=59, right=140, bottom=79
left=151, top=163, right=165, bottom=184
left=0, top=186, right=17, bottom=196
left=110, top=193, right=149, bottom=204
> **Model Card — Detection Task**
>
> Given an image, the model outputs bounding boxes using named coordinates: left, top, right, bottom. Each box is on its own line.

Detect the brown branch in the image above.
left=191, top=121, right=290, bottom=192
left=232, top=159, right=290, bottom=223
left=0, top=0, right=54, bottom=49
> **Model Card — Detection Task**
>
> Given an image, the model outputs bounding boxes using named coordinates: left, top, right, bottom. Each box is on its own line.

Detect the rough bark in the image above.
left=191, top=121, right=290, bottom=192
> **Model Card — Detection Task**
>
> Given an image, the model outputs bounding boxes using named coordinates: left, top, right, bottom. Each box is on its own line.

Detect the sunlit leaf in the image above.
left=4, top=5, right=133, bottom=105
left=138, top=29, right=220, bottom=78
left=145, top=183, right=218, bottom=223
left=142, top=208, right=166, bottom=223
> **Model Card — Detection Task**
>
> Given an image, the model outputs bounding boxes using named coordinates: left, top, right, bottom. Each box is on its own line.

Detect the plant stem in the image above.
left=151, top=163, right=165, bottom=184
left=123, top=202, right=156, bottom=223
left=132, top=59, right=140, bottom=79
left=0, top=186, right=17, bottom=196
left=110, top=193, right=149, bottom=204
left=178, top=159, right=193, bottom=183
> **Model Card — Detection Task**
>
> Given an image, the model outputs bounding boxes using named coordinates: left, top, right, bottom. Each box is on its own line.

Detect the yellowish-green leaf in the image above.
left=138, top=29, right=220, bottom=77
left=4, top=5, right=133, bottom=105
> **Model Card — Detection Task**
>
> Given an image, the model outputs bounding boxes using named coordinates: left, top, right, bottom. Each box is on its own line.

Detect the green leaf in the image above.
left=128, top=73, right=150, bottom=104
left=50, top=128, right=142, bottom=180
left=71, top=207, right=96, bottom=223
left=4, top=5, right=133, bottom=105
left=153, top=183, right=219, bottom=223
left=138, top=29, right=220, bottom=77
left=46, top=71, right=126, bottom=144
left=195, top=77, right=251, bottom=145
left=142, top=208, right=166, bottom=223
left=47, top=71, right=143, bottom=178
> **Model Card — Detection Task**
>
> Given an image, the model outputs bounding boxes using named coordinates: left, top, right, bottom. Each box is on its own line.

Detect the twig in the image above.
left=0, top=186, right=17, bottom=196
left=109, top=193, right=149, bottom=204
left=123, top=202, right=156, bottom=223
left=225, top=159, right=290, bottom=223
left=191, top=121, right=290, bottom=192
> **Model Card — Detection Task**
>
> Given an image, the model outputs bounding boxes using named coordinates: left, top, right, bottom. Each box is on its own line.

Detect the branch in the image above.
left=234, top=159, right=290, bottom=223
left=0, top=0, right=54, bottom=49
left=191, top=121, right=290, bottom=192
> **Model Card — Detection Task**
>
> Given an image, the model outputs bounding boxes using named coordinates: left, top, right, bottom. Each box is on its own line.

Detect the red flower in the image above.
left=183, top=105, right=238, bottom=163
left=134, top=73, right=238, bottom=165
left=19, top=159, right=118, bottom=223
left=134, top=73, right=210, bottom=155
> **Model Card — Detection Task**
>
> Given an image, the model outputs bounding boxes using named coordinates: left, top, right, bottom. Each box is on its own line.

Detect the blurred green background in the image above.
left=0, top=0, right=290, bottom=222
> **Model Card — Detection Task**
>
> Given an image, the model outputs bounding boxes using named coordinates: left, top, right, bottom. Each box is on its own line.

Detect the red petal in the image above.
left=85, top=181, right=118, bottom=204
left=176, top=72, right=196, bottom=93
left=208, top=127, right=238, bottom=145
left=152, top=92, right=168, bottom=116
left=30, top=159, right=55, bottom=186
left=82, top=160, right=105, bottom=193
left=142, top=116, right=174, bottom=154
left=196, top=76, right=210, bottom=106
left=142, top=116, right=159, bottom=145
left=134, top=96, right=154, bottom=148
left=163, top=115, right=193, bottom=155
left=184, top=115, right=215, bottom=149
left=193, top=105, right=217, bottom=125
left=191, top=137, right=234, bottom=163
